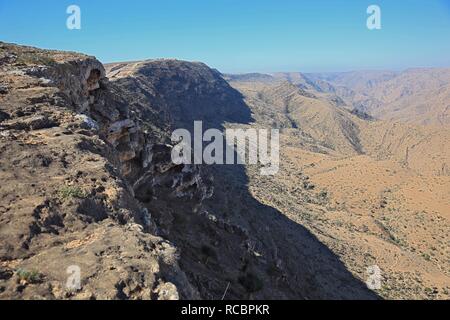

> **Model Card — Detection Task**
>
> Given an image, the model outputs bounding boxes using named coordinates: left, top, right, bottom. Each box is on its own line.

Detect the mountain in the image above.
left=105, top=59, right=379, bottom=300
left=222, top=73, right=277, bottom=84
left=0, top=42, right=377, bottom=300
left=1, top=41, right=449, bottom=300
left=306, top=69, right=450, bottom=126
left=227, top=73, right=450, bottom=299
left=106, top=60, right=253, bottom=131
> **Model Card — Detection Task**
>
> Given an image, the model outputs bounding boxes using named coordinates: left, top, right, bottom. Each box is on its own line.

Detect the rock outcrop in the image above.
left=0, top=42, right=202, bottom=299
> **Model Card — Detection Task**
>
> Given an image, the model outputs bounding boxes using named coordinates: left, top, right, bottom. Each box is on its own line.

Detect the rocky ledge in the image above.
left=0, top=42, right=208, bottom=299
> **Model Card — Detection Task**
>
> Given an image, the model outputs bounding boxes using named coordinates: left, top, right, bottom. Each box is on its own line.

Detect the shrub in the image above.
left=58, top=186, right=87, bottom=200
left=422, top=253, right=431, bottom=261
left=16, top=53, right=55, bottom=66
left=16, top=269, right=42, bottom=284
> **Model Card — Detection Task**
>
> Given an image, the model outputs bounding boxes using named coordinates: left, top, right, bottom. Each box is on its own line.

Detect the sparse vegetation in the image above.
left=58, top=186, right=87, bottom=200
left=16, top=52, right=56, bottom=66
left=15, top=269, right=43, bottom=284
left=422, top=253, right=431, bottom=261
left=318, top=189, right=328, bottom=201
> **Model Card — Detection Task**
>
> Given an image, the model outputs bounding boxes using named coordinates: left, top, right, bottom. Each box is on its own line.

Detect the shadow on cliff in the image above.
left=204, top=162, right=380, bottom=299
left=189, top=85, right=380, bottom=300
left=110, top=62, right=380, bottom=299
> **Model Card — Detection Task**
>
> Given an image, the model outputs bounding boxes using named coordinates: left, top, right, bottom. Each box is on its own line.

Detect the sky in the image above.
left=1, top=0, right=450, bottom=73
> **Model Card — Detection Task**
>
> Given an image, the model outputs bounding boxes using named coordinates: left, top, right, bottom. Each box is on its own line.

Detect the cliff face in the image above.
left=0, top=42, right=202, bottom=299
left=0, top=43, right=263, bottom=300
left=103, top=59, right=378, bottom=300
left=106, top=59, right=253, bottom=131
left=0, top=43, right=378, bottom=300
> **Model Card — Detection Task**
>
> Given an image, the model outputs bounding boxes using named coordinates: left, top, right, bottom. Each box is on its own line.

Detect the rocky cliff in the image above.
left=0, top=42, right=203, bottom=299
left=0, top=42, right=378, bottom=300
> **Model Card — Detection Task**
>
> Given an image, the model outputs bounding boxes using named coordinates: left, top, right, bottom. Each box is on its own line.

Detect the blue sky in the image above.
left=1, top=0, right=450, bottom=73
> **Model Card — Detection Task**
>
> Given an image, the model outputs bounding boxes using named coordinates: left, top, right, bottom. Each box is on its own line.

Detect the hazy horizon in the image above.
left=94, top=56, right=450, bottom=75
left=1, top=0, right=450, bottom=73
left=4, top=39, right=450, bottom=75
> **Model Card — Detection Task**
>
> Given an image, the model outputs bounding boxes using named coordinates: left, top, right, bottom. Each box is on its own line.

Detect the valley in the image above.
left=227, top=72, right=450, bottom=299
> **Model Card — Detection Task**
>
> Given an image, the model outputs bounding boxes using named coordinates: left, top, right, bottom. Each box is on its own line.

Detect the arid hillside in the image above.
left=304, top=69, right=450, bottom=126
left=105, top=60, right=378, bottom=300
left=1, top=41, right=448, bottom=300
left=227, top=75, right=450, bottom=299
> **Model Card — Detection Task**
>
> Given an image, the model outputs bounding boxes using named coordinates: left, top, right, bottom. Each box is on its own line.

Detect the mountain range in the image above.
left=0, top=42, right=449, bottom=300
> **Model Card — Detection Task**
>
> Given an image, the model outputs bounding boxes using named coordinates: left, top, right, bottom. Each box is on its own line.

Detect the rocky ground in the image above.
left=0, top=43, right=199, bottom=299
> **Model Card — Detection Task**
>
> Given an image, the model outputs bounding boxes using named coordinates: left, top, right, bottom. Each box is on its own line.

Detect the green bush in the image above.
left=58, top=186, right=87, bottom=200
left=16, top=268, right=42, bottom=284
